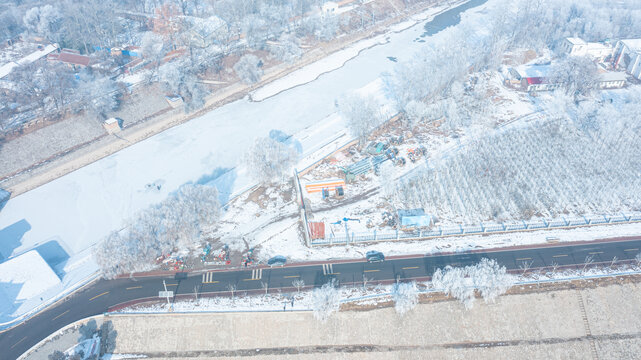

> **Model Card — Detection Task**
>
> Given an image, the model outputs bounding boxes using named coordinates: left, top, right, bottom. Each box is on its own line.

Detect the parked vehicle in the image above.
left=268, top=255, right=287, bottom=267
left=366, top=251, right=385, bottom=263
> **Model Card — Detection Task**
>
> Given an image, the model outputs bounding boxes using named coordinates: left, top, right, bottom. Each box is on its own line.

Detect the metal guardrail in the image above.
left=311, top=212, right=641, bottom=246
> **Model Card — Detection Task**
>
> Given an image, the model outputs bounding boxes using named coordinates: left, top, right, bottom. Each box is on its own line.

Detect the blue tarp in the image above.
left=401, top=215, right=432, bottom=227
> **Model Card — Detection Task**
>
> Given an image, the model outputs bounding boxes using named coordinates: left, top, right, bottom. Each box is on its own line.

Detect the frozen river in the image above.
left=0, top=0, right=488, bottom=320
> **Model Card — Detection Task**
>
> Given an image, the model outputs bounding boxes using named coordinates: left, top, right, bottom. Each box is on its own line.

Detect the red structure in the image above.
left=308, top=222, right=325, bottom=240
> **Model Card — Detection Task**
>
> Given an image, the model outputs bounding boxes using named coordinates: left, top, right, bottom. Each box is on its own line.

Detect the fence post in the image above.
left=419, top=230, right=422, bottom=238
left=522, top=220, right=527, bottom=229
left=480, top=222, right=485, bottom=232
left=459, top=224, right=464, bottom=234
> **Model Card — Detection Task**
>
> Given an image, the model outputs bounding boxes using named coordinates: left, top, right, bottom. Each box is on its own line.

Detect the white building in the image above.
left=562, top=37, right=611, bottom=61
left=0, top=43, right=58, bottom=79
left=613, top=39, right=641, bottom=80
left=598, top=71, right=626, bottom=89
left=509, top=64, right=560, bottom=92
left=322, top=1, right=339, bottom=14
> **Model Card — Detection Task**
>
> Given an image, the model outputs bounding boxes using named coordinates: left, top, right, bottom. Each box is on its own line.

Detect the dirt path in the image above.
left=3, top=1, right=454, bottom=198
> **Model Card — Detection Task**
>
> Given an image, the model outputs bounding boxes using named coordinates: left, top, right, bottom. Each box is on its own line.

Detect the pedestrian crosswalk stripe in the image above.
left=251, top=268, right=262, bottom=280
left=322, top=264, right=334, bottom=275
left=202, top=272, right=218, bottom=284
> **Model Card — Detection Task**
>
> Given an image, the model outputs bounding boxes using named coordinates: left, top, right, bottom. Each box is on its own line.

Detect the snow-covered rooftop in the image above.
left=0, top=250, right=61, bottom=301
left=0, top=62, right=19, bottom=79
left=17, top=44, right=58, bottom=65
left=621, top=39, right=641, bottom=52
left=599, top=71, right=626, bottom=82
left=0, top=44, right=58, bottom=79
left=514, top=64, right=551, bottom=78
left=566, top=37, right=586, bottom=45
left=587, top=42, right=609, bottom=51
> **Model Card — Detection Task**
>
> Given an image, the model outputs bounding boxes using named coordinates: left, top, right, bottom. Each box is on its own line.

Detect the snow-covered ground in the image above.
left=0, top=251, right=61, bottom=319
left=0, top=0, right=494, bottom=324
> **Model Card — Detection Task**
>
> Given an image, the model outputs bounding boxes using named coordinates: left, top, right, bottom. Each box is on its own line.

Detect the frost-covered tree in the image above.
left=234, top=54, right=263, bottom=84
left=392, top=281, right=419, bottom=316
left=76, top=72, right=120, bottom=119
left=141, top=31, right=166, bottom=79
left=550, top=56, right=600, bottom=100
left=0, top=6, right=23, bottom=40
left=403, top=100, right=430, bottom=127
left=317, top=14, right=339, bottom=41
left=292, top=279, right=305, bottom=293
left=244, top=136, right=298, bottom=184
left=312, top=280, right=341, bottom=322
left=94, top=184, right=220, bottom=278
left=158, top=61, right=208, bottom=112
left=141, top=31, right=166, bottom=62
left=432, top=258, right=514, bottom=309
left=269, top=33, right=303, bottom=63
left=339, top=93, right=384, bottom=143
left=243, top=14, right=269, bottom=49
left=23, top=5, right=62, bottom=39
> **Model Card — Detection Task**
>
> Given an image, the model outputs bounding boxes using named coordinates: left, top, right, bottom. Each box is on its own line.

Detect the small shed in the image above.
left=322, top=1, right=339, bottom=14
left=398, top=208, right=433, bottom=227
left=103, top=117, right=122, bottom=134
left=166, top=95, right=184, bottom=108
left=309, top=222, right=326, bottom=240
left=598, top=71, right=626, bottom=89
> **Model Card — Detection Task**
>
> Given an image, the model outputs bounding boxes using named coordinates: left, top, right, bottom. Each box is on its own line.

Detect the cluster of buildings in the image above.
left=507, top=37, right=641, bottom=93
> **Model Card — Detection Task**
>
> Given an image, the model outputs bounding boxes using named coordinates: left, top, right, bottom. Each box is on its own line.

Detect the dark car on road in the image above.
left=366, top=251, right=385, bottom=263
left=268, top=255, right=287, bottom=267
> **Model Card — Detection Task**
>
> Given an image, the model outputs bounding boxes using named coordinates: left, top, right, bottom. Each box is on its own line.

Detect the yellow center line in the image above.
left=243, top=278, right=260, bottom=281
left=52, top=310, right=70, bottom=321
left=364, top=269, right=380, bottom=273
left=516, top=258, right=531, bottom=261
left=165, top=283, right=178, bottom=286
left=284, top=275, right=300, bottom=278
left=10, top=336, right=27, bottom=349
left=328, top=272, right=340, bottom=275
left=89, top=291, right=109, bottom=301
left=126, top=286, right=142, bottom=290
left=402, top=266, right=419, bottom=270
left=588, top=252, right=603, bottom=255
left=552, top=254, right=568, bottom=258
left=624, top=248, right=639, bottom=252
left=203, top=281, right=219, bottom=284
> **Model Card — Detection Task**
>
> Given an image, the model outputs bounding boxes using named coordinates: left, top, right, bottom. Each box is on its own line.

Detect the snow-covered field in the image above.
left=0, top=0, right=493, bottom=323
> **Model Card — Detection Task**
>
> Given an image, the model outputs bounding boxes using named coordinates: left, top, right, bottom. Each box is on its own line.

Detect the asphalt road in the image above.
left=2, top=238, right=640, bottom=359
